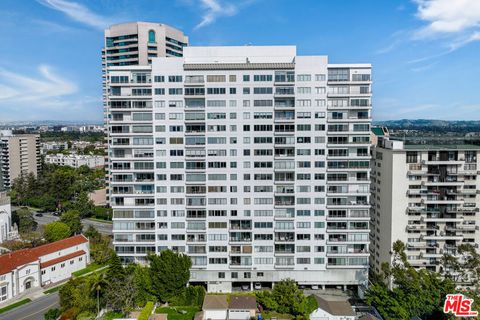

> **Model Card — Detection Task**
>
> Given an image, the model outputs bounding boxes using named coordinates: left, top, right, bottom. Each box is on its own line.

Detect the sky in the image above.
left=0, top=0, right=479, bottom=122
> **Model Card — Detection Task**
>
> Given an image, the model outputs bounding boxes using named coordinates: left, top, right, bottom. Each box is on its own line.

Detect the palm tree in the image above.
left=89, top=271, right=109, bottom=316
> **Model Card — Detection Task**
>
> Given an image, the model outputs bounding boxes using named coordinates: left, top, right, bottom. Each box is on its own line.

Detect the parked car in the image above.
left=254, top=283, right=262, bottom=290
left=311, top=285, right=319, bottom=290
left=35, top=213, right=43, bottom=217
left=241, top=284, right=250, bottom=291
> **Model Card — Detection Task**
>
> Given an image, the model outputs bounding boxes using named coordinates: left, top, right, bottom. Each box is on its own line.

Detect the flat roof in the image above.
left=403, top=144, right=480, bottom=150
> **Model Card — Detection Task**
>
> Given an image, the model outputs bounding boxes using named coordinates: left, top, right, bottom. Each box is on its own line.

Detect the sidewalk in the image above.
left=0, top=278, right=66, bottom=309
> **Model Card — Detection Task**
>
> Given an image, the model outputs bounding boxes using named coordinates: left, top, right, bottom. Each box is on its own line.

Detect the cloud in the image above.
left=192, top=0, right=254, bottom=30
left=413, top=0, right=480, bottom=49
left=37, top=0, right=112, bottom=29
left=0, top=65, right=77, bottom=104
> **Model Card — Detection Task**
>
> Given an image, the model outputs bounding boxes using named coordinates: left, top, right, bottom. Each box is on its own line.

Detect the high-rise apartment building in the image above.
left=103, top=22, right=189, bottom=201
left=102, top=22, right=188, bottom=68
left=370, top=135, right=480, bottom=275
left=0, top=131, right=41, bottom=190
left=106, top=46, right=372, bottom=292
left=0, top=192, right=12, bottom=243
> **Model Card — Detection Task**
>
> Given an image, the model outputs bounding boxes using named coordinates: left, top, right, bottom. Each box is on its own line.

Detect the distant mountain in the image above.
left=373, top=119, right=480, bottom=132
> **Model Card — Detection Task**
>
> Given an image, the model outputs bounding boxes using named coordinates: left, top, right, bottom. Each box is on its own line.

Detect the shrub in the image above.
left=44, top=308, right=61, bottom=320
left=138, top=301, right=155, bottom=320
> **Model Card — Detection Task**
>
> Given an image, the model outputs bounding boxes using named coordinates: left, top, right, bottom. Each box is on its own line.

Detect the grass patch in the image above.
left=87, top=217, right=113, bottom=224
left=155, top=306, right=200, bottom=320
left=0, top=298, right=32, bottom=314
left=44, top=285, right=65, bottom=294
left=261, top=311, right=294, bottom=320
left=101, top=311, right=125, bottom=320
left=72, top=263, right=106, bottom=277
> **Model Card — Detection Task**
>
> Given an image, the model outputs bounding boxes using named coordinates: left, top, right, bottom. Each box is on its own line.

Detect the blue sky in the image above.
left=0, top=0, right=479, bottom=122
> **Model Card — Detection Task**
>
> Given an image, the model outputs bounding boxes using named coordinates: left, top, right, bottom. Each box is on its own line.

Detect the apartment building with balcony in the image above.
left=370, top=136, right=480, bottom=276
left=0, top=131, right=41, bottom=190
left=103, top=22, right=189, bottom=202
left=106, top=45, right=372, bottom=292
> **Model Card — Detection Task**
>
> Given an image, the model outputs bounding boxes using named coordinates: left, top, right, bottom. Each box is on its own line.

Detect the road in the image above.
left=29, top=211, right=112, bottom=236
left=0, top=293, right=59, bottom=320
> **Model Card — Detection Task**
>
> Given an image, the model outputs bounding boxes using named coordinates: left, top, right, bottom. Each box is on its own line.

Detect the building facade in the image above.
left=45, top=153, right=105, bottom=169
left=106, top=46, right=372, bottom=292
left=103, top=22, right=189, bottom=203
left=0, top=131, right=41, bottom=190
left=0, top=192, right=12, bottom=244
left=0, top=235, right=90, bottom=304
left=370, top=136, right=480, bottom=275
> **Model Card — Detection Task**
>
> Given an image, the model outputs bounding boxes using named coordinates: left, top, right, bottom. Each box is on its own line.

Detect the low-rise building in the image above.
left=41, top=141, right=69, bottom=154
left=0, top=235, right=90, bottom=304
left=228, top=296, right=257, bottom=320
left=309, top=295, right=356, bottom=320
left=202, top=295, right=228, bottom=320
left=45, top=153, right=105, bottom=169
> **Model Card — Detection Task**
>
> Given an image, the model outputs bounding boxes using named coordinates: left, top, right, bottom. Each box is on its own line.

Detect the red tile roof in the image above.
left=0, top=235, right=88, bottom=275
left=40, top=250, right=86, bottom=268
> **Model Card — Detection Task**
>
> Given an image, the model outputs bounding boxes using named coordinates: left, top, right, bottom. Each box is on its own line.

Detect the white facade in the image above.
left=45, top=154, right=105, bottom=168
left=106, top=46, right=372, bottom=291
left=0, top=235, right=89, bottom=304
left=0, top=192, right=11, bottom=243
left=370, top=137, right=480, bottom=276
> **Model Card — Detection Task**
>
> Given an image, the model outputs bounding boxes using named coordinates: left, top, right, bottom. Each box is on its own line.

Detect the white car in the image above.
left=254, top=283, right=262, bottom=290
left=311, top=285, right=319, bottom=290
left=241, top=284, right=250, bottom=291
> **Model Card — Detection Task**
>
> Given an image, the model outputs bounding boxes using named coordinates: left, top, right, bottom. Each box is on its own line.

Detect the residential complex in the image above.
left=45, top=153, right=105, bottom=169
left=0, top=131, right=41, bottom=190
left=370, top=135, right=480, bottom=275
left=106, top=45, right=372, bottom=292
left=0, top=235, right=90, bottom=304
left=103, top=22, right=189, bottom=203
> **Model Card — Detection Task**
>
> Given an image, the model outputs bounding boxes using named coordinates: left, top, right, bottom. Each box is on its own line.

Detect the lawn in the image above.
left=0, top=298, right=32, bottom=314
left=261, top=311, right=294, bottom=320
left=101, top=311, right=125, bottom=320
left=72, top=262, right=107, bottom=277
left=155, top=306, right=200, bottom=320
left=43, top=285, right=65, bottom=294
left=87, top=217, right=113, bottom=224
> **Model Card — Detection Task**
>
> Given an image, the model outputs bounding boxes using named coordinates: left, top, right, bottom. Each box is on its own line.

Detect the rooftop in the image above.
left=0, top=235, right=88, bottom=275
left=228, top=296, right=257, bottom=310
left=202, top=295, right=228, bottom=310
left=313, top=295, right=356, bottom=317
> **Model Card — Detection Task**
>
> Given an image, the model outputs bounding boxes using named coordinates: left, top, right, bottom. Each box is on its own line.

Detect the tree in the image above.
left=44, top=308, right=61, bottom=320
left=12, top=207, right=37, bottom=235
left=59, top=277, right=96, bottom=317
left=69, top=191, right=95, bottom=218
left=44, top=221, right=71, bottom=242
left=148, top=250, right=192, bottom=302
left=60, top=210, right=83, bottom=235
left=106, top=252, right=125, bottom=283
left=271, top=279, right=307, bottom=316
left=365, top=240, right=457, bottom=320
left=132, top=264, right=156, bottom=306
left=89, top=271, right=109, bottom=316
left=84, top=226, right=113, bottom=264
left=105, top=273, right=137, bottom=313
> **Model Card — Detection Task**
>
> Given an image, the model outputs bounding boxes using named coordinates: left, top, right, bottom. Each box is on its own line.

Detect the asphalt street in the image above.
left=29, top=211, right=113, bottom=236
left=0, top=292, right=59, bottom=320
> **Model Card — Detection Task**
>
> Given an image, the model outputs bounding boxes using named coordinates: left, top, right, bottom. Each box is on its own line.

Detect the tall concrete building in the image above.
left=0, top=131, right=41, bottom=190
left=106, top=46, right=372, bottom=292
left=103, top=22, right=189, bottom=201
left=370, top=135, right=480, bottom=275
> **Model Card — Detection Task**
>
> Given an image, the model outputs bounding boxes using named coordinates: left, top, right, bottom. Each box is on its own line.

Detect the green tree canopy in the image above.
left=60, top=210, right=83, bottom=235
left=44, top=221, right=71, bottom=242
left=148, top=250, right=192, bottom=302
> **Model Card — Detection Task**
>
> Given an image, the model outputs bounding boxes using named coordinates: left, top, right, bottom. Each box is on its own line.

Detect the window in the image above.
left=148, top=30, right=156, bottom=43
left=315, top=74, right=326, bottom=81
left=297, top=74, right=311, bottom=81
